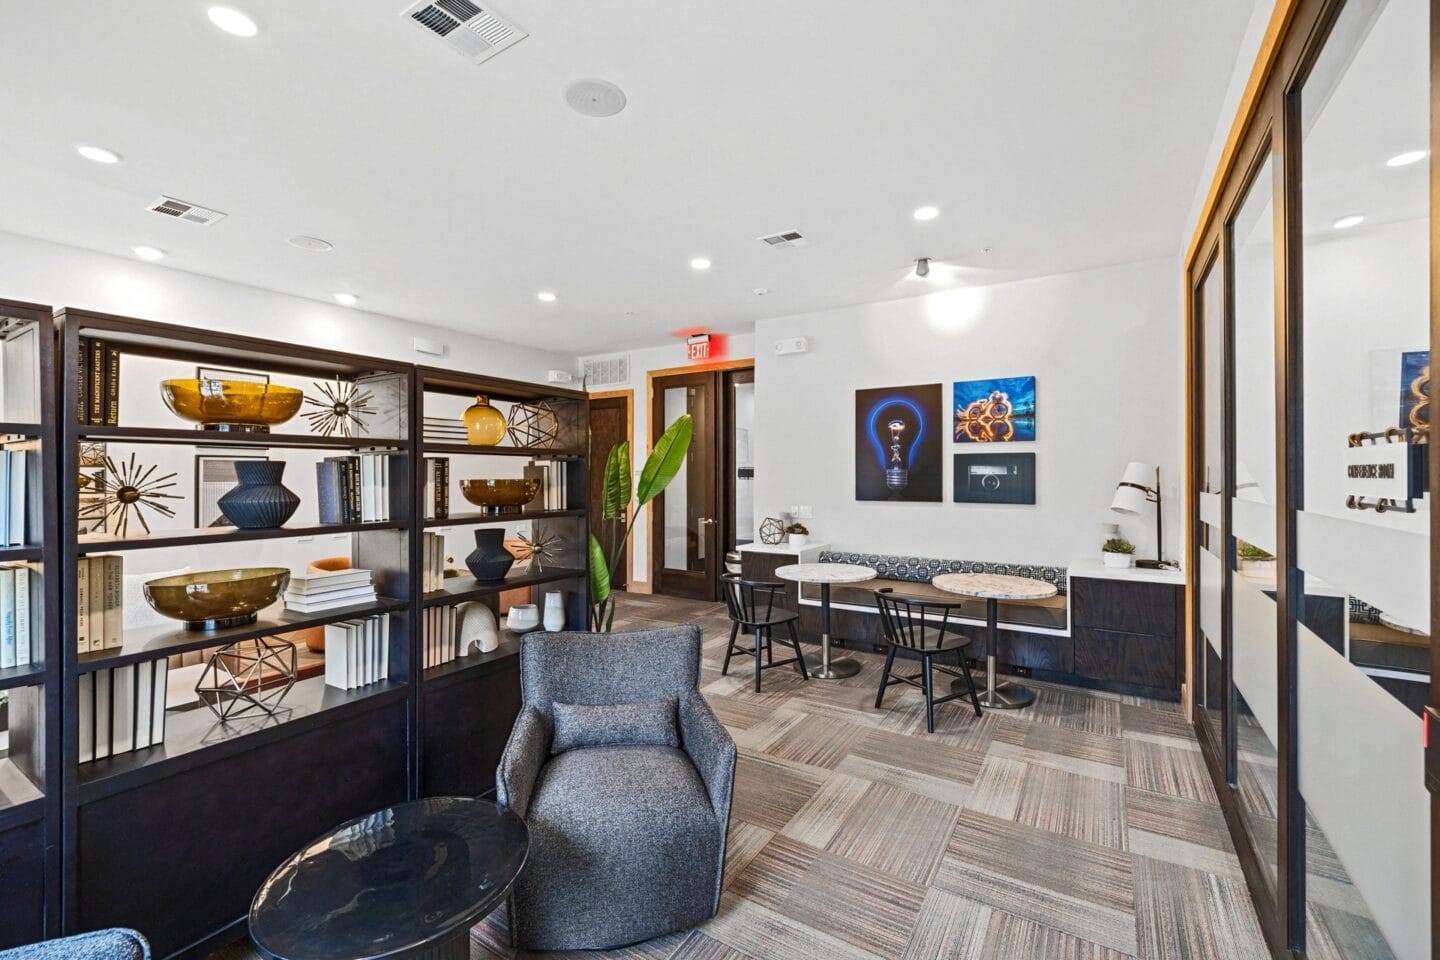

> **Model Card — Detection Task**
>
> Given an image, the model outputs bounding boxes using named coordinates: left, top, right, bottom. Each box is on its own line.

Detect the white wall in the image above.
left=752, top=258, right=1183, bottom=565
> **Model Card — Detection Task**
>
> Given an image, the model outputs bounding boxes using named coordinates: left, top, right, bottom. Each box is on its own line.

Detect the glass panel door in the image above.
left=651, top=372, right=719, bottom=600
left=1197, top=259, right=1227, bottom=749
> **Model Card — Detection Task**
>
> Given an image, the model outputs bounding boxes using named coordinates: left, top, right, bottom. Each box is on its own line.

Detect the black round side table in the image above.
left=249, top=796, right=528, bottom=960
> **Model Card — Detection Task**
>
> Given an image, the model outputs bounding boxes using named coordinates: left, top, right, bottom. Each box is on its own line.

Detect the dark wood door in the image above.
left=651, top=372, right=720, bottom=600
left=587, top=395, right=629, bottom=590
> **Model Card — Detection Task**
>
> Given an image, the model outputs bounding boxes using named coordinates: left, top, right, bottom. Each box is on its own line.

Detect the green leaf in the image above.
left=587, top=533, right=612, bottom=608
left=602, top=441, right=631, bottom=520
left=636, top=414, right=693, bottom=507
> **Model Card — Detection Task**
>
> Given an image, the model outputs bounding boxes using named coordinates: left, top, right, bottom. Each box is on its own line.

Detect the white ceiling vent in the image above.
left=147, top=196, right=227, bottom=226
left=758, top=230, right=808, bottom=249
left=582, top=354, right=630, bottom=389
left=402, top=0, right=527, bottom=64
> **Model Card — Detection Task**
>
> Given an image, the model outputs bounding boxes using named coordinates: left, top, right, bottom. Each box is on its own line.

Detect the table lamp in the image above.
left=1111, top=462, right=1170, bottom=569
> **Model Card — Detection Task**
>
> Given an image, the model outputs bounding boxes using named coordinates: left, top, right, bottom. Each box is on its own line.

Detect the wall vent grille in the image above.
left=401, top=0, right=527, bottom=64
left=758, top=230, right=807, bottom=248
left=582, top=354, right=630, bottom=389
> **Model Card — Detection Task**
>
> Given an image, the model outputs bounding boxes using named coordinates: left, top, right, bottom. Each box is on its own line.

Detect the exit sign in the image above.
left=687, top=334, right=711, bottom=361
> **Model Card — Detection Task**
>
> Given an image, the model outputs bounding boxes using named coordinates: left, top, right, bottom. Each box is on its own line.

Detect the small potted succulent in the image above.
left=1236, top=541, right=1276, bottom=577
left=785, top=522, right=810, bottom=550
left=1102, top=537, right=1136, bottom=569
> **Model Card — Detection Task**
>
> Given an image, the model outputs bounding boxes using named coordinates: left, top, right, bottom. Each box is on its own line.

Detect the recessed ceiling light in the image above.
left=76, top=145, right=121, bottom=164
left=287, top=235, right=333, bottom=252
left=333, top=292, right=358, bottom=306
left=537, top=291, right=557, bottom=303
left=207, top=6, right=258, bottom=37
left=1332, top=214, right=1365, bottom=230
left=912, top=206, right=940, bottom=221
left=690, top=257, right=712, bottom=271
left=1386, top=150, right=1427, bottom=167
left=131, top=246, right=166, bottom=261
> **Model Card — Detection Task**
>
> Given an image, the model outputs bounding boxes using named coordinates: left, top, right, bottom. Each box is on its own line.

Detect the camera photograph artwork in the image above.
left=855, top=383, right=943, bottom=502
left=954, top=376, right=1036, bottom=442
left=953, top=452, right=1036, bottom=504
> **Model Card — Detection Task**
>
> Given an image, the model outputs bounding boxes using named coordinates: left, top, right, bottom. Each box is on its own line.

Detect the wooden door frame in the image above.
left=588, top=389, right=635, bottom=592
left=644, top=359, right=753, bottom=593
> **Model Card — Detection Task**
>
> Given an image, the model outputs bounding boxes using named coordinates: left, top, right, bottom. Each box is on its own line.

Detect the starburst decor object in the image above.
left=195, top=637, right=297, bottom=721
left=302, top=379, right=375, bottom=437
left=517, top=525, right=566, bottom=571
left=78, top=453, right=182, bottom=537
left=506, top=400, right=561, bottom=449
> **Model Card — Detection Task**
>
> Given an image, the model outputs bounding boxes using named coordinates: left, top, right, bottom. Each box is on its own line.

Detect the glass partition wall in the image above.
left=1185, top=0, right=1436, bottom=957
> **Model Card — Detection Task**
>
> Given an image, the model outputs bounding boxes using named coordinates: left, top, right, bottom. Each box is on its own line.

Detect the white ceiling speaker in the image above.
left=402, top=0, right=527, bottom=64
left=565, top=79, right=627, bottom=118
left=287, top=235, right=334, bottom=252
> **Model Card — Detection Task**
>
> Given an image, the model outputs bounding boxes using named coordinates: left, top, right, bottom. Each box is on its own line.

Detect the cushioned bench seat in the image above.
left=799, top=578, right=1068, bottom=631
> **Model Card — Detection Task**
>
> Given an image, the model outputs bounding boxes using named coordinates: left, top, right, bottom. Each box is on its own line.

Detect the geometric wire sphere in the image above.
left=195, top=636, right=297, bottom=722
left=759, top=517, right=785, bottom=545
left=505, top=400, right=561, bottom=449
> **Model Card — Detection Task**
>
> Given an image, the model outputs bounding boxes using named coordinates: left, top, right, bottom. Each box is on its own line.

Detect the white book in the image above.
left=78, top=672, right=95, bottom=763
left=13, top=565, right=30, bottom=666
left=284, top=584, right=377, bottom=603
left=364, top=617, right=376, bottom=686
left=87, top=554, right=106, bottom=654
left=0, top=568, right=13, bottom=669
left=151, top=659, right=168, bottom=746
left=378, top=614, right=390, bottom=681
left=363, top=455, right=378, bottom=523
left=346, top=622, right=358, bottom=689
left=284, top=591, right=377, bottom=614
left=75, top=557, right=90, bottom=654
left=1, top=322, right=39, bottom=423
left=0, top=450, right=10, bottom=546
left=7, top=448, right=25, bottom=546
left=286, top=569, right=374, bottom=593
left=134, top=661, right=153, bottom=750
left=324, top=623, right=350, bottom=690
left=94, top=668, right=113, bottom=760
left=443, top=606, right=454, bottom=664
left=103, top=555, right=124, bottom=649
left=377, top=455, right=389, bottom=523
left=112, top=665, right=135, bottom=755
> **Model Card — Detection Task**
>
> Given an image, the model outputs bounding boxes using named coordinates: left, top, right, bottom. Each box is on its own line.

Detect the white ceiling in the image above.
left=0, top=0, right=1254, bottom=353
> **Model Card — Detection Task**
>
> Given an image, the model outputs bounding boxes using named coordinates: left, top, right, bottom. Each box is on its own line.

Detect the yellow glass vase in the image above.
left=463, top=394, right=507, bottom=446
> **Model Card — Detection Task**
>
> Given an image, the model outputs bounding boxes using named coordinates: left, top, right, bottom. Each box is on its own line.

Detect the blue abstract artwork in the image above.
left=954, top=376, right=1036, bottom=443
left=855, top=384, right=943, bottom=501
left=1400, top=350, right=1429, bottom=435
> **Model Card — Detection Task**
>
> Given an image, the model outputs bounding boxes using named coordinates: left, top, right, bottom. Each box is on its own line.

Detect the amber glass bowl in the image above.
left=161, top=379, right=304, bottom=431
left=143, top=567, right=291, bottom=631
left=460, top=479, right=541, bottom=513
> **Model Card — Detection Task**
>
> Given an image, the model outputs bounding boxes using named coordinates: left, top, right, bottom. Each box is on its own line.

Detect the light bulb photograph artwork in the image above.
left=854, top=383, right=943, bottom=502
left=953, top=376, right=1037, bottom=443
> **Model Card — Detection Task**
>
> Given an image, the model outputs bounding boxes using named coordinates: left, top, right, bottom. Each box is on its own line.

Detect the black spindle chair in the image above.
left=874, top=589, right=983, bottom=733
left=720, top=574, right=810, bottom=692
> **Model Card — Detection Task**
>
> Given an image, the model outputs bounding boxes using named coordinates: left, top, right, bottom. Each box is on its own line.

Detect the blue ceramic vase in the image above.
left=466, top=528, right=515, bottom=582
left=218, top=461, right=301, bottom=529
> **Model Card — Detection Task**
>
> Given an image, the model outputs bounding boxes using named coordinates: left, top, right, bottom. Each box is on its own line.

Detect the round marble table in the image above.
left=932, top=573, right=1058, bottom=710
left=775, top=562, right=877, bottom=680
left=249, top=796, right=528, bottom=960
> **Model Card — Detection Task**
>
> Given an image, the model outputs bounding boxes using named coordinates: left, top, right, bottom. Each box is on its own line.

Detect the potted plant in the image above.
left=1236, top=541, right=1276, bottom=577
left=588, top=414, right=693, bottom=631
left=1102, top=537, right=1136, bottom=569
left=785, top=522, right=810, bottom=550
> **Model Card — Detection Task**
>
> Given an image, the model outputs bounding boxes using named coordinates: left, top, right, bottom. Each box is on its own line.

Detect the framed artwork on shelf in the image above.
left=1399, top=350, right=1428, bottom=436
left=953, top=376, right=1036, bottom=443
left=196, top=453, right=268, bottom=528
left=953, top=451, right=1036, bottom=505
left=855, top=383, right=943, bottom=502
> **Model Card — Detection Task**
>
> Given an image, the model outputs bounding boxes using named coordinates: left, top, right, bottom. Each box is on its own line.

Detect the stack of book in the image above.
left=1, top=318, right=40, bottom=423
left=423, top=457, right=450, bottom=520
left=420, top=532, right=447, bottom=592
left=75, top=337, right=121, bottom=426
left=75, top=555, right=123, bottom=653
left=0, top=440, right=34, bottom=546
left=422, top=416, right=468, bottom=445
left=323, top=614, right=390, bottom=691
left=524, top=460, right=570, bottom=511
left=78, top=659, right=168, bottom=763
left=316, top=453, right=394, bottom=525
left=0, top=563, right=35, bottom=670
left=422, top=604, right=458, bottom=669
left=283, top=568, right=377, bottom=613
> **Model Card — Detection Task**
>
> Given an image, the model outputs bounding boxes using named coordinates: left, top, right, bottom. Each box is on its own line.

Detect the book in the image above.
left=88, top=554, right=107, bottom=654
left=286, top=568, right=374, bottom=593
left=76, top=336, right=90, bottom=425
left=112, top=665, right=135, bottom=755
left=88, top=339, right=105, bottom=425
left=316, top=460, right=343, bottom=524
left=13, top=565, right=31, bottom=667
left=78, top=672, right=94, bottom=763
left=105, top=343, right=120, bottom=426
left=76, top=556, right=91, bottom=654
left=0, top=320, right=39, bottom=424
left=77, top=660, right=168, bottom=764
left=0, top=568, right=14, bottom=669
left=103, top=555, right=123, bottom=649
left=3, top=444, right=28, bottom=545
left=282, top=592, right=376, bottom=614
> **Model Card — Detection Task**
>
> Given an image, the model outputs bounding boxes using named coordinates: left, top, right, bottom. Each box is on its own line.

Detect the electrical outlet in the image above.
left=790, top=505, right=814, bottom=520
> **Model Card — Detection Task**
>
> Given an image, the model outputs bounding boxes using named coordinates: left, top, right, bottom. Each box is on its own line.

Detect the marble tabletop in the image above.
left=932, top=572, right=1059, bottom=601
left=774, top=562, right=877, bottom=584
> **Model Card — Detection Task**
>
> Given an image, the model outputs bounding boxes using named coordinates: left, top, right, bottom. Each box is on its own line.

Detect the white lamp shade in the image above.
left=1111, top=461, right=1156, bottom=515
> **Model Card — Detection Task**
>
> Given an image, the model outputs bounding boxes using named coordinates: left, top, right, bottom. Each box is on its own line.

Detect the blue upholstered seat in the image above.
left=0, top=929, right=150, bottom=960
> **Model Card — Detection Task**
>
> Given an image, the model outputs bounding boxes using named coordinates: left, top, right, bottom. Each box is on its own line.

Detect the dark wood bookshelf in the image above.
left=76, top=425, right=407, bottom=450
left=75, top=520, right=406, bottom=555
left=0, top=546, right=42, bottom=563
left=0, top=422, right=43, bottom=437
left=422, top=508, right=583, bottom=529
left=0, top=663, right=47, bottom=693
left=419, top=441, right=584, bottom=459
left=421, top=566, right=586, bottom=608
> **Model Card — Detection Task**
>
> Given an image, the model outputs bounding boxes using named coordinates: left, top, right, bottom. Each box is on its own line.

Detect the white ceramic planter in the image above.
left=1102, top=551, right=1133, bottom=569
left=543, top=591, right=566, bottom=632
left=788, top=534, right=809, bottom=550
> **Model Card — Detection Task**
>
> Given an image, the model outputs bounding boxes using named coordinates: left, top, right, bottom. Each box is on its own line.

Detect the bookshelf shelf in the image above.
left=0, top=546, right=42, bottom=563
left=0, top=662, right=46, bottom=693
left=0, top=762, right=44, bottom=815
left=419, top=442, right=582, bottom=459
left=421, top=633, right=520, bottom=688
left=76, top=520, right=406, bottom=555
left=422, top=508, right=583, bottom=529
left=74, top=425, right=408, bottom=450
left=0, top=422, right=42, bottom=438
left=73, top=597, right=409, bottom=674
left=422, top=567, right=585, bottom=608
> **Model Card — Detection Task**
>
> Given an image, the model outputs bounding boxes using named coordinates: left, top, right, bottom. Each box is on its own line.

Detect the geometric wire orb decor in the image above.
left=759, top=517, right=786, bottom=545
left=78, top=453, right=183, bottom=537
left=302, top=379, right=375, bottom=437
left=195, top=636, right=298, bottom=721
left=506, top=400, right=561, bottom=449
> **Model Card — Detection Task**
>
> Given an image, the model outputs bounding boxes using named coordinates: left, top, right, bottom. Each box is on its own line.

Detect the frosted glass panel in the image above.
left=1197, top=262, right=1226, bottom=732
left=662, top=388, right=692, bottom=570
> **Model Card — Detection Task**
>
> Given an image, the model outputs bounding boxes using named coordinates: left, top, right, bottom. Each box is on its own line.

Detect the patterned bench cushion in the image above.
left=819, top=551, right=1069, bottom=596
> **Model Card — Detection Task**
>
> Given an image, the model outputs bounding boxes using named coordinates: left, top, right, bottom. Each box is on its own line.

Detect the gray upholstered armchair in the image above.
left=496, top=625, right=737, bottom=952
left=0, top=929, right=149, bottom=959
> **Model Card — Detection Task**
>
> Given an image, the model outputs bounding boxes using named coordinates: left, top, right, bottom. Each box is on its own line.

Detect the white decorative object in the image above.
left=1102, top=551, right=1133, bottom=569
left=788, top=534, right=809, bottom=550
left=543, top=591, right=565, bottom=632
left=507, top=603, right=540, bottom=633
left=456, top=602, right=500, bottom=655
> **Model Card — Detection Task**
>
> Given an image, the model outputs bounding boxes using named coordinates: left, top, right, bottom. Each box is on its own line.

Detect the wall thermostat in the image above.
left=774, top=337, right=809, bottom=356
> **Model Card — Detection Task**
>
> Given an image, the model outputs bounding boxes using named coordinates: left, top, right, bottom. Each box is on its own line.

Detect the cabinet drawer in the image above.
left=1073, top=626, right=1179, bottom=692
left=1071, top=577, right=1181, bottom=636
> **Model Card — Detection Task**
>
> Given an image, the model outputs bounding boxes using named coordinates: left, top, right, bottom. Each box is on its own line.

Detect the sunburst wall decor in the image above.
left=302, top=379, right=375, bottom=437
left=78, top=453, right=183, bottom=537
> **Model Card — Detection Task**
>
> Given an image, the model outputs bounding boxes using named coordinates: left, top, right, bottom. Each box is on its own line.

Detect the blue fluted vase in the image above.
left=218, top=461, right=301, bottom=529
left=466, top=528, right=515, bottom=583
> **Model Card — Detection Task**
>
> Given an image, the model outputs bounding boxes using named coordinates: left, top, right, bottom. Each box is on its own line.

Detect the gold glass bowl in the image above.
left=143, top=567, right=291, bottom=631
left=160, top=379, right=304, bottom=432
left=460, top=478, right=541, bottom=514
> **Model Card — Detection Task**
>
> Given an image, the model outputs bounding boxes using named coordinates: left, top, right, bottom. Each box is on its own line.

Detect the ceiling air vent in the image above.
left=582, top=354, right=630, bottom=389
left=758, top=230, right=808, bottom=249
left=402, top=0, right=528, bottom=64
left=146, top=196, right=227, bottom=226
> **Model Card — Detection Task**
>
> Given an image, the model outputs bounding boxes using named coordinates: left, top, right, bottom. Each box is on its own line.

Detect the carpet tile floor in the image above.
left=209, top=592, right=1274, bottom=960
